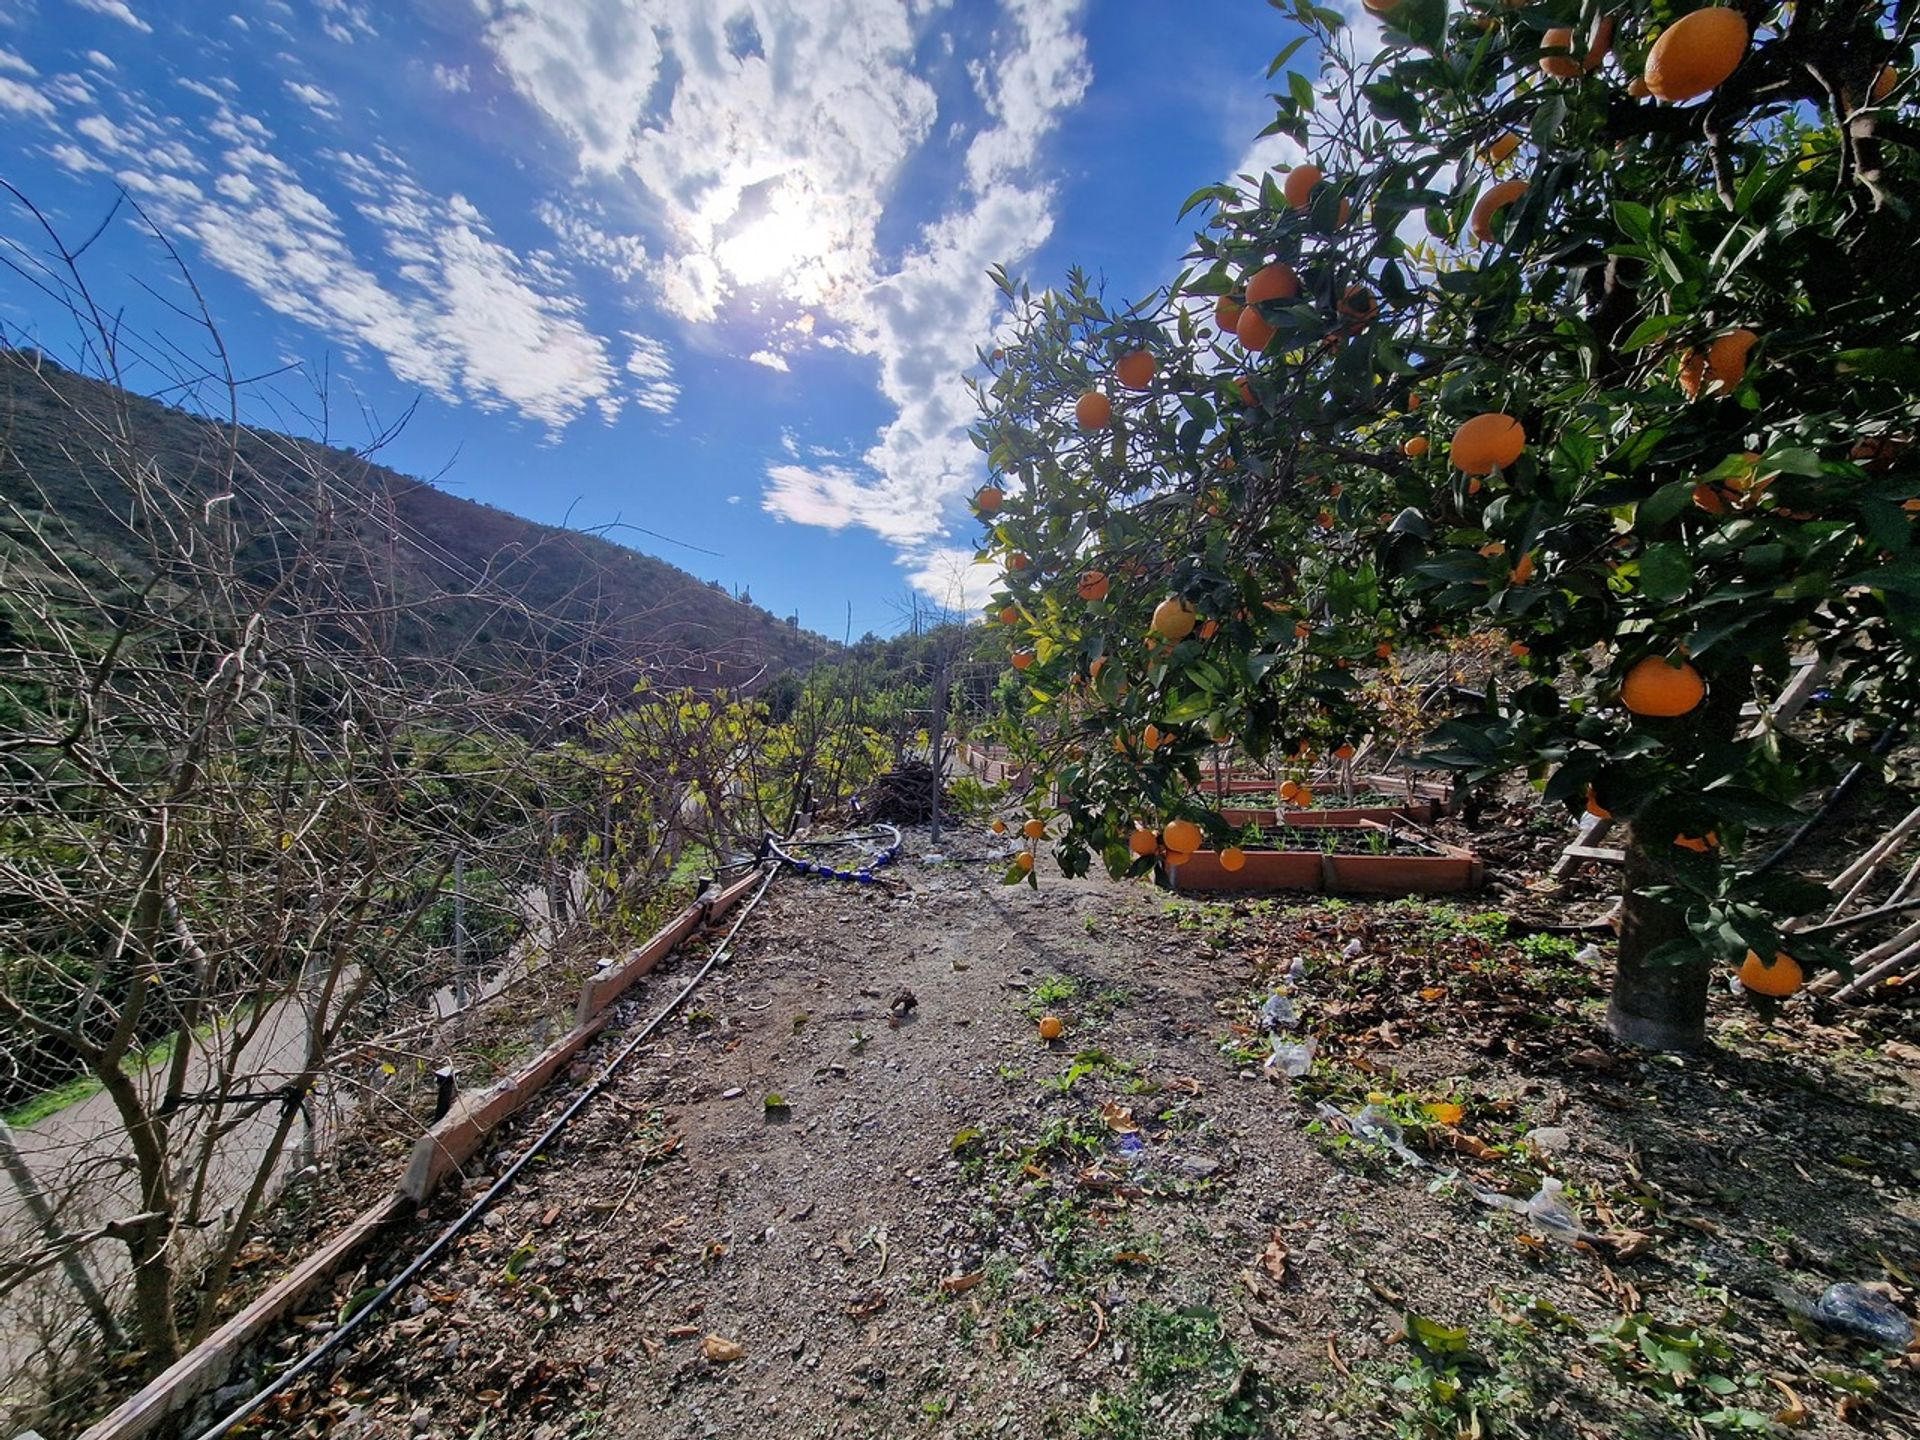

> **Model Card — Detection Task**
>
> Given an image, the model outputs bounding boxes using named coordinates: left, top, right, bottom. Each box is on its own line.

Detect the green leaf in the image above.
left=1405, top=1312, right=1471, bottom=1356
left=1620, top=311, right=1679, bottom=351
left=1638, top=544, right=1692, bottom=602
left=1613, top=201, right=1654, bottom=244
left=1265, top=35, right=1309, bottom=76
left=1637, top=480, right=1698, bottom=532
left=1836, top=347, right=1920, bottom=392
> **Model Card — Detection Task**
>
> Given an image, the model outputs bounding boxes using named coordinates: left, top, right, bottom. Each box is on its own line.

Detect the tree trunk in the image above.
left=1606, top=824, right=1712, bottom=1050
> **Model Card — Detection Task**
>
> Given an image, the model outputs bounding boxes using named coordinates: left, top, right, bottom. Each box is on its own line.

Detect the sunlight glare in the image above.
left=711, top=173, right=843, bottom=298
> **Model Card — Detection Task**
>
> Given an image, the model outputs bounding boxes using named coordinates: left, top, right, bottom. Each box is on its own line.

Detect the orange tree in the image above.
left=969, top=0, right=1918, bottom=1049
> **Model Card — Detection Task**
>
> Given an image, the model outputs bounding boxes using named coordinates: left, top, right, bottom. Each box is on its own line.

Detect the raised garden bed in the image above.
left=1215, top=800, right=1440, bottom=828
left=1167, top=822, right=1484, bottom=896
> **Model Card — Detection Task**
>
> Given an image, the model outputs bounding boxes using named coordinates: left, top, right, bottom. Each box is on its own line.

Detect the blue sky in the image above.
left=0, top=0, right=1373, bottom=639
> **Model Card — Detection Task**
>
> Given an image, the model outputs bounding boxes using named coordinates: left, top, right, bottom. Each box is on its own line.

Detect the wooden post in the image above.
left=929, top=648, right=949, bottom=847
left=452, top=851, right=468, bottom=1008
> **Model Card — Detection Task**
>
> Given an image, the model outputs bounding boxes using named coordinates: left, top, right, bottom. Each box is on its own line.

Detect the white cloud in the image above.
left=285, top=80, right=337, bottom=117
left=69, top=0, right=152, bottom=34
left=431, top=63, right=470, bottom=93
left=0, top=76, right=51, bottom=116
left=0, top=48, right=35, bottom=75
left=316, top=0, right=375, bottom=45
left=746, top=349, right=790, bottom=372
left=48, top=141, right=105, bottom=172
left=623, top=333, right=679, bottom=414
left=485, top=0, right=940, bottom=322
left=83, top=49, right=115, bottom=69
left=902, top=545, right=1000, bottom=613
left=20, top=79, right=649, bottom=427
left=750, top=0, right=1089, bottom=600
left=489, top=1, right=1092, bottom=598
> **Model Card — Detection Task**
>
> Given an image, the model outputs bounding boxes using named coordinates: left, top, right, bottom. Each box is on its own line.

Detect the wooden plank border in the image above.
left=77, top=868, right=767, bottom=1440
left=75, top=1194, right=407, bottom=1440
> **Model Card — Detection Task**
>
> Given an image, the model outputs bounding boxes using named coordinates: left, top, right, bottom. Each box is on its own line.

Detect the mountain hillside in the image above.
left=0, top=348, right=832, bottom=689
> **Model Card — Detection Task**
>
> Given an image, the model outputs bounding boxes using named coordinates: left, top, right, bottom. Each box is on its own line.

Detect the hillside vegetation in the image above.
left=0, top=347, right=829, bottom=694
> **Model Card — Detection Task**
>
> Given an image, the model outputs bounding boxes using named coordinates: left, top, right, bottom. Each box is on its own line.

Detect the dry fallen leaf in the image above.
left=1259, top=1228, right=1290, bottom=1285
left=700, top=1335, right=744, bottom=1363
left=1417, top=987, right=1447, bottom=1002
left=939, top=1271, right=984, bottom=1294
left=1422, top=1101, right=1464, bottom=1125
left=1600, top=1230, right=1654, bottom=1261
left=1099, top=1100, right=1140, bottom=1134
left=1767, top=1376, right=1808, bottom=1428
left=1449, top=1131, right=1501, bottom=1161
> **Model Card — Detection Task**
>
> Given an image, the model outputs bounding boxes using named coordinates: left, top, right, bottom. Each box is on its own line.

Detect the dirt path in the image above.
left=242, top=825, right=1919, bottom=1440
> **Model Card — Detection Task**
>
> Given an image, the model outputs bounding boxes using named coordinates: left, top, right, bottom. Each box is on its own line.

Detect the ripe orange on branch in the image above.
left=1644, top=7, right=1748, bottom=103
left=1470, top=179, right=1528, bottom=243
left=1075, top=391, right=1112, bottom=430
left=1450, top=413, right=1527, bottom=475
left=974, top=485, right=1003, bottom=512
left=1539, top=27, right=1583, bottom=79
left=1338, top=285, right=1378, bottom=323
left=1022, top=819, right=1046, bottom=840
left=1245, top=261, right=1300, bottom=305
left=1077, top=570, right=1110, bottom=602
left=1163, top=818, right=1203, bottom=854
left=1679, top=328, right=1757, bottom=399
left=1150, top=595, right=1197, bottom=641
left=1620, top=656, right=1705, bottom=717
left=1115, top=350, right=1156, bottom=391
left=1283, top=164, right=1322, bottom=210
left=1214, top=294, right=1244, bottom=334
left=1481, top=132, right=1521, bottom=165
left=1236, top=305, right=1277, bottom=352
left=1128, top=827, right=1160, bottom=858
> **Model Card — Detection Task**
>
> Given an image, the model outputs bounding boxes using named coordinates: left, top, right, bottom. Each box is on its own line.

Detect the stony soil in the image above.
left=217, top=819, right=1920, bottom=1440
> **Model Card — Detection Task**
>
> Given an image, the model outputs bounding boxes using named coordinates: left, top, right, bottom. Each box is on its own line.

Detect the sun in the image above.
left=710, top=174, right=845, bottom=301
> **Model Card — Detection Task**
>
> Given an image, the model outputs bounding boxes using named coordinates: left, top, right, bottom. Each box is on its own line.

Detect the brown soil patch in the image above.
left=215, top=828, right=1919, bottom=1439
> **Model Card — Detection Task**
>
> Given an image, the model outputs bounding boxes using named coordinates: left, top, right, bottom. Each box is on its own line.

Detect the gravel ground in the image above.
left=183, top=823, right=1920, bottom=1439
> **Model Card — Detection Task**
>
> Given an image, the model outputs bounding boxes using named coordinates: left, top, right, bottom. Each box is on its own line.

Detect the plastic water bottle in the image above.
left=1266, top=1037, right=1316, bottom=1077
left=1811, top=1284, right=1915, bottom=1349
left=1353, top=1093, right=1402, bottom=1148
left=1524, top=1178, right=1581, bottom=1243
left=1115, top=1132, right=1149, bottom=1182
left=1258, top=994, right=1298, bottom=1031
left=1287, top=957, right=1307, bottom=984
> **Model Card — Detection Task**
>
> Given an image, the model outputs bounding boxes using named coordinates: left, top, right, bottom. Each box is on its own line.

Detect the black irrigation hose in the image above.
left=765, top=824, right=902, bottom=883
left=1750, top=724, right=1904, bottom=879
left=192, top=862, right=781, bottom=1440
left=712, top=826, right=904, bottom=874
